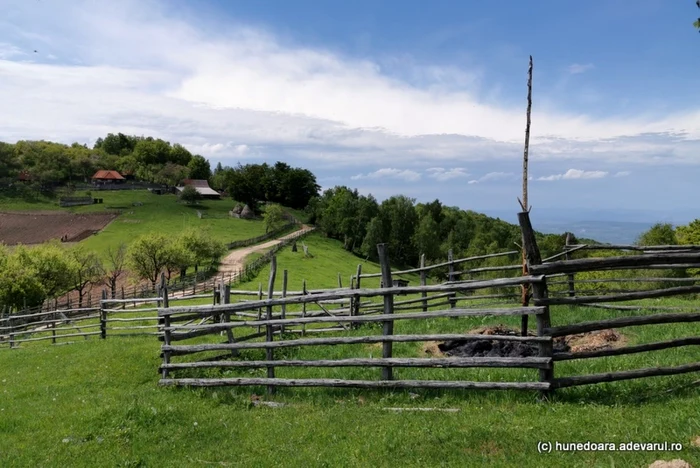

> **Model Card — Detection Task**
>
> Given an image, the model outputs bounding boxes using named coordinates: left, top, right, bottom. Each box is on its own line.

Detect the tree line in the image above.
left=0, top=230, right=225, bottom=311
left=0, top=133, right=212, bottom=190
left=307, top=186, right=577, bottom=270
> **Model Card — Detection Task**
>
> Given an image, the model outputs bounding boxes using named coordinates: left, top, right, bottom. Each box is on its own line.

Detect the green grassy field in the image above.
left=1, top=190, right=268, bottom=260
left=2, top=233, right=699, bottom=466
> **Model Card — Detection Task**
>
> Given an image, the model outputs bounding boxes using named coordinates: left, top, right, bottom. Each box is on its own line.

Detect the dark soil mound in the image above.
left=438, top=326, right=570, bottom=358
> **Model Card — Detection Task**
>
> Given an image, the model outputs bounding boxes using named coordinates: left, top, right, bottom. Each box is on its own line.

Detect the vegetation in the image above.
left=212, top=161, right=320, bottom=211
left=178, top=185, right=201, bottom=205
left=1, top=234, right=699, bottom=467
left=263, top=203, right=285, bottom=234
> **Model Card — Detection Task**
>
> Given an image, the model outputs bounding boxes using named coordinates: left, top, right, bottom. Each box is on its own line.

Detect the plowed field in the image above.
left=0, top=211, right=118, bottom=245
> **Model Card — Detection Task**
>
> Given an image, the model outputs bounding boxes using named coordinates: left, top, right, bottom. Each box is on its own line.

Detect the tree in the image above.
left=263, top=204, right=285, bottom=233
left=105, top=243, right=127, bottom=299
left=0, top=142, right=19, bottom=179
left=133, top=138, right=172, bottom=166
left=179, top=185, right=201, bottom=204
left=187, top=154, right=211, bottom=180
left=695, top=0, right=700, bottom=31
left=128, top=233, right=174, bottom=289
left=69, top=247, right=104, bottom=307
left=15, top=241, right=77, bottom=298
left=413, top=215, right=441, bottom=262
left=637, top=223, right=677, bottom=246
left=676, top=219, right=700, bottom=245
left=0, top=253, right=45, bottom=310
left=164, top=241, right=195, bottom=282
left=179, top=229, right=225, bottom=274
left=170, top=143, right=193, bottom=166
left=156, top=162, right=189, bottom=187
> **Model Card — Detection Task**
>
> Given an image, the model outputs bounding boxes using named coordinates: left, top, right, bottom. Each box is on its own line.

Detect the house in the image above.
left=92, top=170, right=126, bottom=185
left=175, top=179, right=221, bottom=199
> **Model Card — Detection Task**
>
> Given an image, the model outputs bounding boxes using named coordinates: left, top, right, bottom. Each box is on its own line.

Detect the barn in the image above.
left=175, top=179, right=221, bottom=199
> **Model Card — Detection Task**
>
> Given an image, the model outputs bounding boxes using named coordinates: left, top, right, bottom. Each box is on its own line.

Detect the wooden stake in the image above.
left=266, top=257, right=278, bottom=394
left=377, top=244, right=395, bottom=381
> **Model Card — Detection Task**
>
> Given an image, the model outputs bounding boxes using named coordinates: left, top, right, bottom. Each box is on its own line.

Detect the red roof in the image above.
left=92, top=170, right=125, bottom=180
left=182, top=179, right=210, bottom=187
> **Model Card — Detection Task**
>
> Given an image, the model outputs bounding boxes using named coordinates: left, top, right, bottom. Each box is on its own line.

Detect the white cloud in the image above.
left=426, top=167, right=469, bottom=181
left=568, top=63, right=595, bottom=75
left=537, top=169, right=609, bottom=181
left=0, top=0, right=698, bottom=172
left=467, top=171, right=516, bottom=184
left=614, top=171, right=631, bottom=177
left=351, top=168, right=421, bottom=182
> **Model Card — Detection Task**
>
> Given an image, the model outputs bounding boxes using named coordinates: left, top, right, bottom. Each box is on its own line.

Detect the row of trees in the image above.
left=0, top=230, right=225, bottom=311
left=211, top=161, right=320, bottom=211
left=308, top=186, right=569, bottom=268
left=0, top=133, right=211, bottom=189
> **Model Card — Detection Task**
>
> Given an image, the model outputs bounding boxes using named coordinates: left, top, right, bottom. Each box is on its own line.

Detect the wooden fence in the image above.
left=156, top=212, right=700, bottom=396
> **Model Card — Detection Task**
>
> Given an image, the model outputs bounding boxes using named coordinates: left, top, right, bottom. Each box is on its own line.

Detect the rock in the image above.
left=648, top=460, right=693, bottom=468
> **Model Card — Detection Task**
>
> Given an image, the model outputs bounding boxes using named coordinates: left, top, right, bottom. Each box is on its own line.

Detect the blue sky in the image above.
left=1, top=0, right=699, bottom=224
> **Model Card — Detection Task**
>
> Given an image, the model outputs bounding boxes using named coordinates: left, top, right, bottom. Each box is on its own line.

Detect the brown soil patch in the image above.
left=648, top=460, right=693, bottom=468
left=0, top=211, right=118, bottom=245
left=691, top=436, right=700, bottom=448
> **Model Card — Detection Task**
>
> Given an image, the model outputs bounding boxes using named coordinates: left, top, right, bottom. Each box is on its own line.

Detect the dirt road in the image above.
left=217, top=226, right=315, bottom=276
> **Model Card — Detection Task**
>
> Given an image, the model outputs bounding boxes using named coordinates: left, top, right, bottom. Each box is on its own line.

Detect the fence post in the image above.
left=420, top=254, right=428, bottom=312
left=565, top=232, right=576, bottom=297
left=51, top=312, right=56, bottom=344
left=161, top=279, right=171, bottom=379
left=266, top=257, right=278, bottom=395
left=518, top=211, right=553, bottom=399
left=448, top=249, right=457, bottom=309
left=100, top=289, right=107, bottom=339
left=9, top=315, right=15, bottom=349
left=352, top=265, right=362, bottom=328
left=337, top=273, right=342, bottom=289
left=302, top=279, right=307, bottom=336
left=221, top=283, right=237, bottom=357
left=281, top=270, right=288, bottom=334
left=377, top=243, right=395, bottom=381
left=257, top=282, right=263, bottom=333
left=121, top=287, right=125, bottom=310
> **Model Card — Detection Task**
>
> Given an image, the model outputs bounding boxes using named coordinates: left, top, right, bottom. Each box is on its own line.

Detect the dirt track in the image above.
left=217, top=225, right=314, bottom=275
left=0, top=211, right=118, bottom=245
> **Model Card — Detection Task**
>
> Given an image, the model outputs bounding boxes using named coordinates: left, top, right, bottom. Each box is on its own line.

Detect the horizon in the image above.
left=2, top=0, right=700, bottom=224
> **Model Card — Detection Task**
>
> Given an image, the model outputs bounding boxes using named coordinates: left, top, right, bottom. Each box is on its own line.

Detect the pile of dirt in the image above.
left=435, top=325, right=625, bottom=359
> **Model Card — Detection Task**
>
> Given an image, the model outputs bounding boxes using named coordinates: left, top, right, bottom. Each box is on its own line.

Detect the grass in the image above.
left=1, top=190, right=268, bottom=260
left=2, top=226, right=700, bottom=466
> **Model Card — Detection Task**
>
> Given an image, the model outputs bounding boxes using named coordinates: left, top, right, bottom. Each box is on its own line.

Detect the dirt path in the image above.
left=217, top=225, right=315, bottom=276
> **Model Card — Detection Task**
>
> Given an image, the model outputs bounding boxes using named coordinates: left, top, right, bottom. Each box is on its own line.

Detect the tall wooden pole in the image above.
left=520, top=56, right=534, bottom=337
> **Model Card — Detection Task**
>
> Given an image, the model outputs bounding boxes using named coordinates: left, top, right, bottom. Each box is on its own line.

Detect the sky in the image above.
left=1, top=0, right=699, bottom=225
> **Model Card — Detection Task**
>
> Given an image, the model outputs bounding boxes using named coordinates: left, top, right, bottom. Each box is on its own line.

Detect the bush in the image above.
left=178, top=185, right=200, bottom=204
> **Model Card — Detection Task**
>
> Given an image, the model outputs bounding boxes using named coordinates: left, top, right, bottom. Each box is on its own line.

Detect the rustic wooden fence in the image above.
left=156, top=212, right=700, bottom=396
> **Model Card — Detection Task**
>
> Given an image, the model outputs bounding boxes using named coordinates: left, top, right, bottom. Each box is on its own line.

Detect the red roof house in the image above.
left=92, top=170, right=126, bottom=184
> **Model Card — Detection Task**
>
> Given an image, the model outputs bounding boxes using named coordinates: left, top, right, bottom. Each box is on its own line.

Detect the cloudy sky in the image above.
left=1, top=0, right=699, bottom=224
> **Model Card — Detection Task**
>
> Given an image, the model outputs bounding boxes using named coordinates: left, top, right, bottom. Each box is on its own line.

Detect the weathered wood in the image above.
left=546, top=312, right=700, bottom=337
left=3, top=307, right=99, bottom=321
left=161, top=356, right=552, bottom=370
left=419, top=254, right=428, bottom=312
left=452, top=265, right=523, bottom=276
left=530, top=252, right=700, bottom=276
left=538, top=284, right=700, bottom=306
left=266, top=257, right=277, bottom=394
left=520, top=55, right=533, bottom=213
left=554, top=362, right=700, bottom=388
left=163, top=333, right=551, bottom=354
left=359, top=251, right=519, bottom=278
left=160, top=377, right=550, bottom=390
left=518, top=211, right=553, bottom=398
left=281, top=269, right=288, bottom=333
left=553, top=337, right=700, bottom=361
left=105, top=316, right=160, bottom=323
left=12, top=331, right=102, bottom=344
left=159, top=275, right=545, bottom=316
left=313, top=301, right=350, bottom=331
left=352, top=264, right=362, bottom=328
left=257, top=282, right=263, bottom=333
left=378, top=243, right=394, bottom=381
left=100, top=290, right=107, bottom=339
left=222, top=283, right=237, bottom=358
left=566, top=244, right=700, bottom=251
left=166, top=307, right=545, bottom=333
left=302, top=280, right=307, bottom=336
left=565, top=233, right=576, bottom=297
left=548, top=277, right=700, bottom=285
left=542, top=244, right=588, bottom=263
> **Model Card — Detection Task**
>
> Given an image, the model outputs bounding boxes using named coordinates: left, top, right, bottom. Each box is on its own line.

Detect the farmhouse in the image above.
left=176, top=179, right=221, bottom=199
left=92, top=170, right=126, bottom=185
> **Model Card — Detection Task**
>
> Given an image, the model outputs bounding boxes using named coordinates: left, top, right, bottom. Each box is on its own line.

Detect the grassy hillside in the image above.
left=1, top=190, right=267, bottom=260
left=2, top=207, right=700, bottom=467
